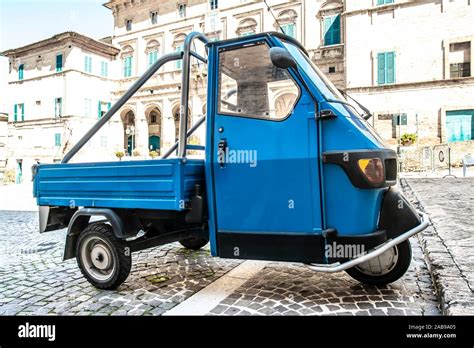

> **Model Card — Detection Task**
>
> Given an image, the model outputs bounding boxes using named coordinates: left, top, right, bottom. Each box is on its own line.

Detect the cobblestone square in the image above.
left=0, top=178, right=472, bottom=316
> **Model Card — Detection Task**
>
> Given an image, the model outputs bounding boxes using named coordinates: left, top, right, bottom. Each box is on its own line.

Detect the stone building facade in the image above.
left=344, top=0, right=474, bottom=162
left=1, top=0, right=473, bottom=178
left=1, top=32, right=120, bottom=181
left=104, top=0, right=346, bottom=157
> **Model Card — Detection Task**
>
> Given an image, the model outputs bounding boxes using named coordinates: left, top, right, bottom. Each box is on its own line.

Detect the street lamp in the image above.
left=125, top=125, right=135, bottom=156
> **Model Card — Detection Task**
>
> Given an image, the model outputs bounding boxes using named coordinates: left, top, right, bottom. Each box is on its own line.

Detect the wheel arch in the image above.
left=63, top=208, right=128, bottom=260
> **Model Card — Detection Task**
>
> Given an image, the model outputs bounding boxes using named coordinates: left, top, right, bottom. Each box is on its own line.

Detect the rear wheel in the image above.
left=179, top=237, right=209, bottom=250
left=76, top=223, right=131, bottom=290
left=345, top=240, right=412, bottom=286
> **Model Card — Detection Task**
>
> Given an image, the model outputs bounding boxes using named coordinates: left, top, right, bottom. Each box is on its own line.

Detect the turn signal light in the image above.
left=358, top=158, right=384, bottom=184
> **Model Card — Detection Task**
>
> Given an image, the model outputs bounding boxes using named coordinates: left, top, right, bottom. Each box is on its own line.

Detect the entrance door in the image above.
left=210, top=41, right=324, bottom=263
left=149, top=135, right=160, bottom=151
left=127, top=135, right=135, bottom=155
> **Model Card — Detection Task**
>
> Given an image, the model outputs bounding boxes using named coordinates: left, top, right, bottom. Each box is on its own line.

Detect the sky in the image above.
left=0, top=0, right=114, bottom=111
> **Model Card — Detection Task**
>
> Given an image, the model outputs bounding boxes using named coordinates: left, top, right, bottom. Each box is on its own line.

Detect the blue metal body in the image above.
left=33, top=158, right=204, bottom=211
left=33, top=32, right=393, bottom=264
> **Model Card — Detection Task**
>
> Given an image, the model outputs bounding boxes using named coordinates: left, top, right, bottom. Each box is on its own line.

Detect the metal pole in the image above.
left=177, top=32, right=208, bottom=158
left=62, top=52, right=183, bottom=164
left=161, top=116, right=206, bottom=159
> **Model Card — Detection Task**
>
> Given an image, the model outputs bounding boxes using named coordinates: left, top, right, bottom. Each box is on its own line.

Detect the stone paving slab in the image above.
left=401, top=178, right=474, bottom=315
left=206, top=237, right=440, bottom=316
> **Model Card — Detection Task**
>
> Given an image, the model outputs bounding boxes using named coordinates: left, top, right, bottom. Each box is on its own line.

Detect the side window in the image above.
left=218, top=42, right=300, bottom=120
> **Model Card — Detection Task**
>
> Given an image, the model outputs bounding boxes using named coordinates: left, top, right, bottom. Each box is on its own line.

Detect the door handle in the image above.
left=218, top=139, right=227, bottom=168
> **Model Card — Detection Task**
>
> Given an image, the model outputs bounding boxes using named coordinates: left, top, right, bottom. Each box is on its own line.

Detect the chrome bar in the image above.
left=305, top=212, right=429, bottom=273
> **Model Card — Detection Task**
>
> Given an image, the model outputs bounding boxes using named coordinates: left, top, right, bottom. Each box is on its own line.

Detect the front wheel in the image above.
left=76, top=223, right=131, bottom=290
left=345, top=240, right=412, bottom=286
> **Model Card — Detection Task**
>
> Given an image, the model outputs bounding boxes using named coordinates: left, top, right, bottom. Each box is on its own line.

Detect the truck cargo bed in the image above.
left=33, top=158, right=205, bottom=211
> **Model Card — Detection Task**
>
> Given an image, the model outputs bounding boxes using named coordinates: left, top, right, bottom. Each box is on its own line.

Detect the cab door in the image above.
left=208, top=39, right=324, bottom=263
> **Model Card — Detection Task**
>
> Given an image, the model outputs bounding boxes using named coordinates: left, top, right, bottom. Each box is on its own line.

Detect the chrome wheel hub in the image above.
left=355, top=245, right=399, bottom=276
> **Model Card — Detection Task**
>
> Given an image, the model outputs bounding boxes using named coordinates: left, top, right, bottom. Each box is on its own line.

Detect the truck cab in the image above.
left=33, top=32, right=427, bottom=289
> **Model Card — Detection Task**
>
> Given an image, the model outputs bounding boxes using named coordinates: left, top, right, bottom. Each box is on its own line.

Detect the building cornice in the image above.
left=8, top=69, right=116, bottom=85
left=1, top=32, right=120, bottom=58
left=346, top=77, right=474, bottom=93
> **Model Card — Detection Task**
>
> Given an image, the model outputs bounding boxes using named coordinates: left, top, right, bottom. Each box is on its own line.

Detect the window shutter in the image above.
left=98, top=101, right=102, bottom=118
left=18, top=65, right=24, bottom=80
left=21, top=104, right=25, bottom=121
left=14, top=104, right=18, bottom=122
left=377, top=53, right=386, bottom=85
left=107, top=102, right=111, bottom=111
left=323, top=17, right=332, bottom=45
left=333, top=15, right=341, bottom=45
left=56, top=54, right=63, bottom=72
left=377, top=0, right=385, bottom=5
left=386, top=52, right=395, bottom=84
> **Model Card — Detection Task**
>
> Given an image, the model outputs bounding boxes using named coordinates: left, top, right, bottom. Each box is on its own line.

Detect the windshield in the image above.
left=283, top=42, right=346, bottom=102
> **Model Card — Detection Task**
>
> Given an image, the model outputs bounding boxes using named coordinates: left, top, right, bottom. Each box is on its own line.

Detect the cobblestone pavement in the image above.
left=0, top=210, right=440, bottom=316
left=402, top=178, right=474, bottom=315
left=0, top=211, right=242, bottom=315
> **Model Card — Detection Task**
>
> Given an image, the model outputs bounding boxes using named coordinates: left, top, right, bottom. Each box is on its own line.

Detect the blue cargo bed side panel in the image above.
left=35, top=159, right=205, bottom=211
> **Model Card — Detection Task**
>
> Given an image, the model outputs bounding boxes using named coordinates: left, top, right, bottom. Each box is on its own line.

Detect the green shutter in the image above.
left=107, top=102, right=111, bottom=111
left=377, top=0, right=384, bottom=5
left=14, top=104, right=18, bottom=122
left=18, top=64, right=24, bottom=80
left=56, top=54, right=63, bottom=72
left=21, top=104, right=24, bottom=121
left=377, top=53, right=386, bottom=85
left=55, top=133, right=61, bottom=147
left=386, top=52, right=395, bottom=84
left=98, top=101, right=102, bottom=118
left=324, top=15, right=341, bottom=46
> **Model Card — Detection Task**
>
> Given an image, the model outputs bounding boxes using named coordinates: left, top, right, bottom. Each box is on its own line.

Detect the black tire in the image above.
left=345, top=240, right=412, bottom=286
left=179, top=236, right=209, bottom=250
left=76, top=223, right=131, bottom=290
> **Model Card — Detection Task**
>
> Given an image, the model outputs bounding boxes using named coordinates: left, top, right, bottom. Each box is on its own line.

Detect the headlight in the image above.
left=358, top=158, right=384, bottom=184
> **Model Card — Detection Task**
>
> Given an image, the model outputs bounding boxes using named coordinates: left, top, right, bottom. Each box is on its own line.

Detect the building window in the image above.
left=56, top=54, right=63, bottom=72
left=125, top=19, right=132, bottom=31
left=449, top=42, right=471, bottom=78
left=148, top=51, right=158, bottom=67
left=281, top=23, right=296, bottom=38
left=377, top=0, right=394, bottom=5
left=237, top=18, right=258, bottom=37
left=377, top=51, right=395, bottom=85
left=55, top=133, right=61, bottom=147
left=84, top=98, right=92, bottom=117
left=84, top=56, right=92, bottom=73
left=123, top=56, right=133, bottom=77
left=178, top=4, right=186, bottom=18
left=151, top=112, right=157, bottom=124
left=323, top=15, right=341, bottom=46
left=175, top=45, right=184, bottom=69
left=329, top=66, right=336, bottom=73
left=98, top=101, right=110, bottom=119
left=150, top=11, right=158, bottom=25
left=18, top=64, right=24, bottom=80
left=210, top=0, right=218, bottom=10
left=55, top=98, right=62, bottom=117
left=446, top=110, right=474, bottom=142
left=100, top=61, right=108, bottom=77
left=13, top=103, right=25, bottom=122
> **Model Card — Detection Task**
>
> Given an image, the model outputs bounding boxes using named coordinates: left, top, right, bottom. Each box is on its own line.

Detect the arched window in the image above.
left=146, top=40, right=160, bottom=67
left=121, top=45, right=134, bottom=77
left=277, top=9, right=298, bottom=39
left=318, top=1, right=343, bottom=46
left=236, top=18, right=258, bottom=37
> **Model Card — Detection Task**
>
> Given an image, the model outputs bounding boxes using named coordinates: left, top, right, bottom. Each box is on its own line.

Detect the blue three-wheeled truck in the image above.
left=32, top=32, right=428, bottom=289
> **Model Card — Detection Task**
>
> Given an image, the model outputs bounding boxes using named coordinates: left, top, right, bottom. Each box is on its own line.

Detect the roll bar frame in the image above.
left=62, top=31, right=209, bottom=164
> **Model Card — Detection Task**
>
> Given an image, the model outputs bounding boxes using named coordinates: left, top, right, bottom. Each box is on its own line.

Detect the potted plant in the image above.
left=115, top=151, right=125, bottom=161
left=149, top=150, right=158, bottom=159
left=401, top=133, right=417, bottom=147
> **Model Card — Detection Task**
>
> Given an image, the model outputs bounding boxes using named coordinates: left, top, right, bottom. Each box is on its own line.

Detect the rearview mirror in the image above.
left=269, top=47, right=297, bottom=70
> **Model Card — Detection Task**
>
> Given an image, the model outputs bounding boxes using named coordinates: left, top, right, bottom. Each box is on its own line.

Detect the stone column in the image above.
left=134, top=102, right=149, bottom=156
left=161, top=98, right=175, bottom=153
